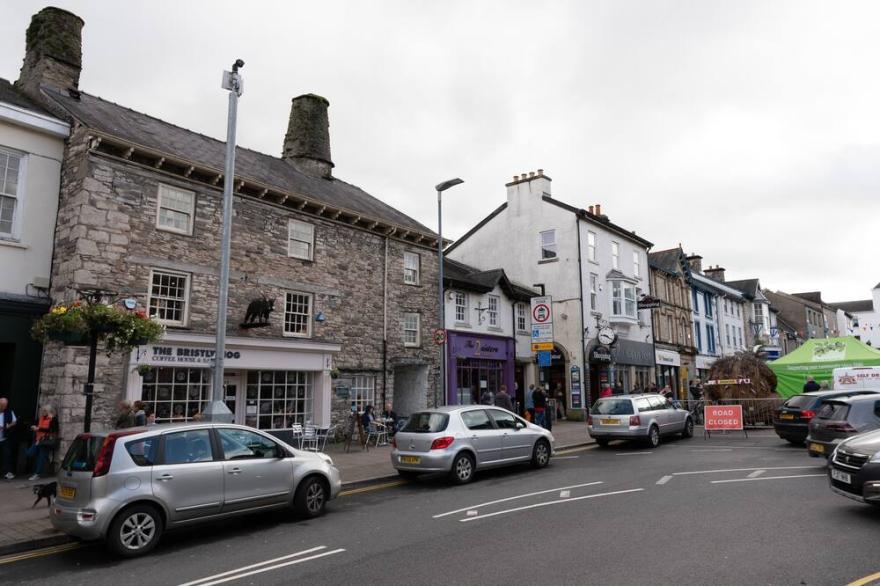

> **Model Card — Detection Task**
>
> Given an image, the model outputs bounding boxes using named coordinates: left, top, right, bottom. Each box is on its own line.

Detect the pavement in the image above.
left=5, top=427, right=880, bottom=585
left=0, top=418, right=590, bottom=556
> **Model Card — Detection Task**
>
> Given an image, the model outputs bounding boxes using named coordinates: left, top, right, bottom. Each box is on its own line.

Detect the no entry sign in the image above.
left=704, top=405, right=743, bottom=431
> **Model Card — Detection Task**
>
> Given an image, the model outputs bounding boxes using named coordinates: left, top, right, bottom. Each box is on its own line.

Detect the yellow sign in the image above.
left=531, top=342, right=554, bottom=351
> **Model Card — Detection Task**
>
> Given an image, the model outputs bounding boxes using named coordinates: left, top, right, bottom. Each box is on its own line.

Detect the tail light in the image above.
left=430, top=436, right=455, bottom=450
left=826, top=422, right=857, bottom=433
left=93, top=431, right=137, bottom=477
left=629, top=415, right=641, bottom=426
left=587, top=415, right=593, bottom=425
left=800, top=410, right=816, bottom=420
left=391, top=436, right=397, bottom=448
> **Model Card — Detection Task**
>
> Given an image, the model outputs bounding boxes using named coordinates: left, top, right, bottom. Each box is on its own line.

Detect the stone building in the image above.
left=13, top=7, right=441, bottom=444
left=725, top=277, right=784, bottom=360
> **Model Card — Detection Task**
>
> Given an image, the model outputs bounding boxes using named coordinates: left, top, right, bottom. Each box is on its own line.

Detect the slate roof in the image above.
left=828, top=300, right=874, bottom=313
left=0, top=78, right=52, bottom=115
left=39, top=86, right=435, bottom=236
left=648, top=248, right=685, bottom=275
left=726, top=278, right=760, bottom=300
left=444, top=258, right=537, bottom=301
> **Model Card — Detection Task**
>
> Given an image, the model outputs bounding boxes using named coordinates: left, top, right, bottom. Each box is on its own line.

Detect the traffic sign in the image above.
left=531, top=342, right=554, bottom=352
left=530, top=296, right=554, bottom=344
left=537, top=351, right=551, bottom=367
left=433, top=328, right=447, bottom=345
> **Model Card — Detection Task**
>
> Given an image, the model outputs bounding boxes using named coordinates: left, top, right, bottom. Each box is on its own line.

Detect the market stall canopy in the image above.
left=768, top=337, right=880, bottom=398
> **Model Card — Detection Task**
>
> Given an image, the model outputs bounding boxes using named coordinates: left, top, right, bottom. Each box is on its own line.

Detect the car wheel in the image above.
left=531, top=439, right=551, bottom=468
left=397, top=470, right=420, bottom=480
left=595, top=438, right=610, bottom=448
left=681, top=417, right=694, bottom=438
left=646, top=425, right=660, bottom=448
left=107, top=504, right=163, bottom=558
left=450, top=452, right=475, bottom=485
left=294, top=476, right=328, bottom=519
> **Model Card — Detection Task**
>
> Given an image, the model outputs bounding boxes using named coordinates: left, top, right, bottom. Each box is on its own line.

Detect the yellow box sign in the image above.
left=531, top=342, right=554, bottom=351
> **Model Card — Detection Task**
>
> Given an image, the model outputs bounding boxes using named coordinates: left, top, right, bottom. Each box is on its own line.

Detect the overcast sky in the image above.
left=3, top=1, right=878, bottom=302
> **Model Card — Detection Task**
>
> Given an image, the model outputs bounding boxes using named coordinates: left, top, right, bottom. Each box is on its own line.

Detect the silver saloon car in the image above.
left=391, top=405, right=555, bottom=484
left=588, top=394, right=694, bottom=448
left=51, top=423, right=342, bottom=557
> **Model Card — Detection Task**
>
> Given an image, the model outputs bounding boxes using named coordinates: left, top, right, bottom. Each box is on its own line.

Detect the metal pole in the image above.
left=205, top=60, right=243, bottom=423
left=438, top=189, right=445, bottom=408
left=83, top=330, right=98, bottom=432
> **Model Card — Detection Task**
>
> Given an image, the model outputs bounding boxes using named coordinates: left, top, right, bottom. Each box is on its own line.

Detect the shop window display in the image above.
left=141, top=367, right=209, bottom=422
left=245, top=370, right=313, bottom=430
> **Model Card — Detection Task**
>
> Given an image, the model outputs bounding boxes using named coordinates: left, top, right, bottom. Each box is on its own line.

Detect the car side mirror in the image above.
left=515, top=420, right=527, bottom=430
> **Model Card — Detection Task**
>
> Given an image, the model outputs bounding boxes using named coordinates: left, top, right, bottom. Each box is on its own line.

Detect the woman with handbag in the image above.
left=27, top=405, right=58, bottom=481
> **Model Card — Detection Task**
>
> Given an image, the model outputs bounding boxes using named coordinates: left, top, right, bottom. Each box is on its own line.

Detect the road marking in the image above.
left=556, top=445, right=598, bottom=455
left=178, top=547, right=345, bottom=586
left=0, top=542, right=83, bottom=565
left=710, top=474, right=826, bottom=484
left=553, top=455, right=580, bottom=460
left=672, top=465, right=821, bottom=476
left=747, top=470, right=766, bottom=478
left=848, top=570, right=880, bottom=586
left=459, top=488, right=645, bottom=522
left=691, top=448, right=733, bottom=452
left=340, top=479, right=408, bottom=496
left=560, top=490, right=570, bottom=498
left=656, top=475, right=673, bottom=485
left=433, top=481, right=603, bottom=518
left=616, top=452, right=653, bottom=456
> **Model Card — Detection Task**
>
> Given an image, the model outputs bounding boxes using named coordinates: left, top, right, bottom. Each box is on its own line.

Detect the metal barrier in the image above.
left=684, top=397, right=784, bottom=428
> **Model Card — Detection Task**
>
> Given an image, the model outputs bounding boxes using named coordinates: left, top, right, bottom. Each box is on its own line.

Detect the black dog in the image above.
left=32, top=481, right=57, bottom=508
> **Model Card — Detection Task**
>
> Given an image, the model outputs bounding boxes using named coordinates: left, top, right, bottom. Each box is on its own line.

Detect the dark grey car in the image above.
left=807, top=395, right=880, bottom=458
left=588, top=394, right=693, bottom=448
left=828, top=428, right=880, bottom=505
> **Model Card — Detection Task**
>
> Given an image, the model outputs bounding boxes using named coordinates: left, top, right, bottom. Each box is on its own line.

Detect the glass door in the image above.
left=223, top=371, right=242, bottom=424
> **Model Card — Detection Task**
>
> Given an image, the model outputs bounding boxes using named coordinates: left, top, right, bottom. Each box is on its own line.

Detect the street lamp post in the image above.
left=435, top=178, right=463, bottom=407
left=205, top=59, right=244, bottom=424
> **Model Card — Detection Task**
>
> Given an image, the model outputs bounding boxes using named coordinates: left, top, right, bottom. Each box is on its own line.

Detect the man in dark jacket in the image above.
left=533, top=387, right=547, bottom=428
left=494, top=385, right=514, bottom=412
left=803, top=376, right=821, bottom=393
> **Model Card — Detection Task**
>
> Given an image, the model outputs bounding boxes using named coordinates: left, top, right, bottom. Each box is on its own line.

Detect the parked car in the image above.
left=587, top=394, right=693, bottom=448
left=806, top=395, right=880, bottom=458
left=391, top=406, right=554, bottom=484
left=51, top=423, right=341, bottom=557
left=828, top=428, right=880, bottom=506
left=773, top=390, right=878, bottom=445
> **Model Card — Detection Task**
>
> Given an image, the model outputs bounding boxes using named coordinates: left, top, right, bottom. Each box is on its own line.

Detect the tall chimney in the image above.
left=686, top=254, right=703, bottom=274
left=16, top=7, right=84, bottom=99
left=282, top=94, right=334, bottom=179
left=704, top=265, right=726, bottom=282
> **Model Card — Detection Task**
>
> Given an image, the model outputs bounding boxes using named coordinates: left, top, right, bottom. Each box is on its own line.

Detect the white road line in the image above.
left=747, top=469, right=766, bottom=478
left=691, top=448, right=733, bottom=452
left=656, top=475, right=673, bottom=485
left=181, top=549, right=346, bottom=586
left=711, top=474, right=826, bottom=484
left=432, top=481, right=603, bottom=518
left=553, top=456, right=580, bottom=460
left=615, top=452, right=654, bottom=456
left=459, top=488, right=644, bottom=522
left=672, top=465, right=821, bottom=476
left=178, top=546, right=330, bottom=586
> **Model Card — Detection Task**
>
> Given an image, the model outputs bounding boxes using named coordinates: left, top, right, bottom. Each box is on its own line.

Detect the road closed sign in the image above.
left=704, top=405, right=743, bottom=430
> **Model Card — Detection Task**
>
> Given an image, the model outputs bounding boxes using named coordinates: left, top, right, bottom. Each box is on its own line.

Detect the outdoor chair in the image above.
left=365, top=421, right=388, bottom=447
left=291, top=423, right=304, bottom=449
left=316, top=424, right=337, bottom=452
left=301, top=423, right=319, bottom=451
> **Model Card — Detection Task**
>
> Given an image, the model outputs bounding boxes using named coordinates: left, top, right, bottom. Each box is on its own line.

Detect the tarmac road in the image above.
left=2, top=431, right=878, bottom=585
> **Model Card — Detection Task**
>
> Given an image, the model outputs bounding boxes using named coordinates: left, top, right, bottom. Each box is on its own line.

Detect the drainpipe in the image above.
left=576, top=213, right=587, bottom=411
left=382, top=236, right=389, bottom=408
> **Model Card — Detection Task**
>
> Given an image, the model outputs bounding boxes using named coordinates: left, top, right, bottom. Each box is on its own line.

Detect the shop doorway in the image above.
left=393, top=364, right=427, bottom=418
left=223, top=371, right=241, bottom=423
left=546, top=346, right=567, bottom=412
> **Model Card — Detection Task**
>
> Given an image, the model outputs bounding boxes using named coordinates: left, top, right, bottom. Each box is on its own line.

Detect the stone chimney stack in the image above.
left=16, top=7, right=84, bottom=99
left=282, top=94, right=334, bottom=179
left=704, top=265, right=726, bottom=283
left=686, top=254, right=703, bottom=274
left=505, top=169, right=552, bottom=214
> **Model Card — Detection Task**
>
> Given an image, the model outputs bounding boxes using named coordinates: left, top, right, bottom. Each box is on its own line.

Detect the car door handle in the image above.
left=157, top=474, right=173, bottom=482
left=228, top=468, right=242, bottom=475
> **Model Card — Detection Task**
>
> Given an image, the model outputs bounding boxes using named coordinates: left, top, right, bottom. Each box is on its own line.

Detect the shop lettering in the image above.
left=150, top=346, right=241, bottom=363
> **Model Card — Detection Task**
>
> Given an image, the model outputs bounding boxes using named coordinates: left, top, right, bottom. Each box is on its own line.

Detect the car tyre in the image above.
left=646, top=425, right=661, bottom=448
left=450, top=452, right=475, bottom=485
left=681, top=417, right=694, bottom=438
left=106, top=504, right=163, bottom=558
left=595, top=438, right=610, bottom=448
left=531, top=439, right=551, bottom=468
left=294, top=476, right=328, bottom=519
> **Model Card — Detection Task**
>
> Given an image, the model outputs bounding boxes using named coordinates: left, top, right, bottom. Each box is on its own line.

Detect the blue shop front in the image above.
left=446, top=331, right=515, bottom=405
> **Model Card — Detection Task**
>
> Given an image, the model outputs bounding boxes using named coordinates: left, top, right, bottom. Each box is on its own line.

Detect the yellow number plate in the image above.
left=779, top=414, right=794, bottom=420
left=59, top=485, right=76, bottom=499
left=400, top=456, right=421, bottom=464
left=600, top=418, right=620, bottom=425
left=809, top=443, right=825, bottom=454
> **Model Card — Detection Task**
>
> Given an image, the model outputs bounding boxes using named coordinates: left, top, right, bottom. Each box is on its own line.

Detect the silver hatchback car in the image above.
left=51, top=423, right=342, bottom=557
left=391, top=405, right=555, bottom=484
left=588, top=394, right=694, bottom=448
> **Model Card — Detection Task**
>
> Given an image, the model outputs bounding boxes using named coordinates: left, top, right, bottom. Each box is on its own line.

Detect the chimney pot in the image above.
left=595, top=203, right=602, bottom=216
left=282, top=94, right=334, bottom=178
left=513, top=175, right=519, bottom=181
left=529, top=171, right=535, bottom=178
left=16, top=7, right=84, bottom=99
left=537, top=169, right=544, bottom=175
left=588, top=205, right=594, bottom=214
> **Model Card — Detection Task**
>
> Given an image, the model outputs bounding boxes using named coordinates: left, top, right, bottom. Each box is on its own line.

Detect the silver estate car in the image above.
left=51, top=423, right=341, bottom=557
left=391, top=405, right=555, bottom=484
left=588, top=394, right=694, bottom=448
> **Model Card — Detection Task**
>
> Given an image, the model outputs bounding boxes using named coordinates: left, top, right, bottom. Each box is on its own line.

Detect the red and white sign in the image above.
left=704, top=405, right=743, bottom=430
left=532, top=303, right=551, bottom=323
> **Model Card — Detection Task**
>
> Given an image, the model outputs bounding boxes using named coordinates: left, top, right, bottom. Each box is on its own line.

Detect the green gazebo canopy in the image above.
left=769, top=336, right=880, bottom=398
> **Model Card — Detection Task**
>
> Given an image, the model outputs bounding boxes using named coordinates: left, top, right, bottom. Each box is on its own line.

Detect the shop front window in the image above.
left=351, top=375, right=376, bottom=412
left=141, top=367, right=209, bottom=423
left=245, top=370, right=313, bottom=430
left=455, top=358, right=503, bottom=405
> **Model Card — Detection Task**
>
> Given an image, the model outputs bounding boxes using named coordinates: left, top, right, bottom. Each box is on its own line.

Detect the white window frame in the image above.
left=610, top=280, right=637, bottom=318
left=611, top=241, right=620, bottom=270
left=590, top=273, right=598, bottom=311
left=632, top=251, right=640, bottom=278
left=148, top=268, right=191, bottom=326
left=404, top=312, right=421, bottom=347
left=488, top=295, right=499, bottom=327
left=288, top=219, right=315, bottom=261
left=454, top=291, right=468, bottom=324
left=350, top=375, right=376, bottom=413
left=540, top=229, right=557, bottom=260
left=155, top=183, right=196, bottom=235
left=404, top=252, right=420, bottom=285
left=283, top=291, right=313, bottom=338
left=0, top=147, right=26, bottom=240
left=516, top=303, right=527, bottom=333
left=587, top=231, right=597, bottom=263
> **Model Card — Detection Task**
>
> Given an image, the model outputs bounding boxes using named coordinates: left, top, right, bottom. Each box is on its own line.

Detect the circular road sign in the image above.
left=433, top=328, right=447, bottom=345
left=532, top=303, right=551, bottom=323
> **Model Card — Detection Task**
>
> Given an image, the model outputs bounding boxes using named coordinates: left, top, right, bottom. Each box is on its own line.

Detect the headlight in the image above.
left=870, top=451, right=880, bottom=464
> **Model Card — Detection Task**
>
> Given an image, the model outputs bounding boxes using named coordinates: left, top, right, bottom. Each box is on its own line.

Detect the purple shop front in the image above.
left=446, top=331, right=516, bottom=405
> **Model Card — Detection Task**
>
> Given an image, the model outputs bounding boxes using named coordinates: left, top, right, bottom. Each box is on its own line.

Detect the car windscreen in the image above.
left=61, top=434, right=106, bottom=472
left=817, top=402, right=850, bottom=421
left=402, top=412, right=450, bottom=433
left=784, top=395, right=819, bottom=409
left=591, top=399, right=635, bottom=415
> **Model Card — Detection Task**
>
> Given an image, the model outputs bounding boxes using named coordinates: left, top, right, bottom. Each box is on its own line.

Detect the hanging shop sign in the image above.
left=590, top=345, right=613, bottom=363
left=655, top=349, right=681, bottom=367
left=637, top=296, right=662, bottom=310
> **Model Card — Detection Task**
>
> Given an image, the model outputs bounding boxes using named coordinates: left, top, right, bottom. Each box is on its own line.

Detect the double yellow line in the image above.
left=0, top=542, right=82, bottom=565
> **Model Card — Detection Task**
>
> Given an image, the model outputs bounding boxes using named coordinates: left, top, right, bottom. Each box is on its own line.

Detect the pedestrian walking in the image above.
left=803, top=376, right=821, bottom=393
left=114, top=400, right=136, bottom=429
left=26, top=405, right=58, bottom=481
left=0, top=397, right=17, bottom=480
left=612, top=382, right=624, bottom=396
left=533, top=387, right=547, bottom=428
left=480, top=387, right=495, bottom=406
left=525, top=384, right=535, bottom=421
left=555, top=384, right=566, bottom=419
left=133, top=400, right=147, bottom=426
left=494, top=384, right=514, bottom=412
left=600, top=385, right=613, bottom=398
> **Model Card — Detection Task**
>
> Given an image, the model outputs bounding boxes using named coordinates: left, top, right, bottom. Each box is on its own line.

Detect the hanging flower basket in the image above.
left=47, top=330, right=90, bottom=346
left=136, top=364, right=154, bottom=377
left=33, top=302, right=165, bottom=352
